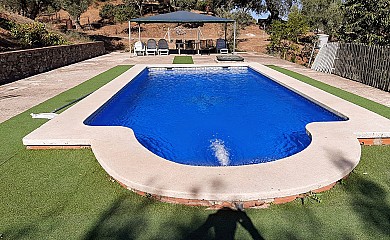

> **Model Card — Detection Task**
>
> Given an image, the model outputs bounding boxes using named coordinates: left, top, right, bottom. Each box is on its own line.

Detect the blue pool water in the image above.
left=85, top=67, right=345, bottom=166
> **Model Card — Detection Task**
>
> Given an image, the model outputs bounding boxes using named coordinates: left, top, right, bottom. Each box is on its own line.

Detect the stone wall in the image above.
left=0, top=42, right=106, bottom=85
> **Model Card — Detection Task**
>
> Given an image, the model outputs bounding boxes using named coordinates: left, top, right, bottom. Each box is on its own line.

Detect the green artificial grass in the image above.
left=267, top=65, right=390, bottom=119
left=173, top=56, right=194, bottom=64
left=1, top=65, right=389, bottom=239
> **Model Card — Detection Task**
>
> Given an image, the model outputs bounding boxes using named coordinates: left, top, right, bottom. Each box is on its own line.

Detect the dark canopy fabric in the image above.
left=130, top=11, right=234, bottom=23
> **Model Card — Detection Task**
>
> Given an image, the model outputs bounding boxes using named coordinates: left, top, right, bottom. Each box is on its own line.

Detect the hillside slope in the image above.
left=0, top=3, right=270, bottom=53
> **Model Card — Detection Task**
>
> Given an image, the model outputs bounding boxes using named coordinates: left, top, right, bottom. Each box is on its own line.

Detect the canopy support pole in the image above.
left=138, top=23, right=141, bottom=41
left=128, top=21, right=132, bottom=56
left=233, top=21, right=236, bottom=54
left=224, top=23, right=227, bottom=42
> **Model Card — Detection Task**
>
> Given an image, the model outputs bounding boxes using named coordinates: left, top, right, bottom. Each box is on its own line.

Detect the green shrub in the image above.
left=173, top=0, right=197, bottom=10
left=99, top=3, right=137, bottom=24
left=10, top=22, right=67, bottom=47
left=0, top=18, right=16, bottom=30
left=267, top=6, right=309, bottom=61
left=114, top=4, right=137, bottom=23
left=99, top=3, right=116, bottom=22
left=10, top=22, right=46, bottom=46
left=195, top=0, right=208, bottom=11
left=43, top=32, right=67, bottom=46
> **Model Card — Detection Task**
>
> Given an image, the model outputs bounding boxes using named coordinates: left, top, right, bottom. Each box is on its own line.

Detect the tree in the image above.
left=209, top=0, right=296, bottom=22
left=285, top=6, right=309, bottom=42
left=124, top=0, right=144, bottom=16
left=301, top=0, right=343, bottom=38
left=0, top=0, right=55, bottom=19
left=265, top=0, right=296, bottom=21
left=267, top=6, right=309, bottom=59
left=114, top=4, right=138, bottom=23
left=339, top=0, right=390, bottom=46
left=60, top=0, right=93, bottom=30
left=172, top=0, right=197, bottom=11
left=99, top=3, right=116, bottom=22
left=100, top=2, right=138, bottom=24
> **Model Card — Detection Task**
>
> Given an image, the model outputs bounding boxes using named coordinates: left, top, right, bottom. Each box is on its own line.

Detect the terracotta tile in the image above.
left=274, top=195, right=299, bottom=204
left=312, top=182, right=337, bottom=193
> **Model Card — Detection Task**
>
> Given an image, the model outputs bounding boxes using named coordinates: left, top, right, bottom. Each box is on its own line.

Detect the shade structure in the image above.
left=128, top=11, right=236, bottom=54
left=130, top=11, right=234, bottom=23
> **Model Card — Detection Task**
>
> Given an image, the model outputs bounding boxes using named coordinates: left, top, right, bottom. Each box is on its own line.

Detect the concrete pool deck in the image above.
left=0, top=52, right=389, bottom=124
left=22, top=62, right=390, bottom=206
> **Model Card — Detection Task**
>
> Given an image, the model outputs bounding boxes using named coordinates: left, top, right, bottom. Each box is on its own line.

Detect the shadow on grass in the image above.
left=186, top=207, right=264, bottom=240
left=344, top=175, right=390, bottom=235
left=84, top=196, right=151, bottom=240
left=83, top=196, right=265, bottom=240
left=328, top=148, right=390, bottom=236
left=82, top=194, right=206, bottom=240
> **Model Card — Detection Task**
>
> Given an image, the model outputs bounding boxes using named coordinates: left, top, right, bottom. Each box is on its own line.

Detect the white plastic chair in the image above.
left=134, top=41, right=145, bottom=56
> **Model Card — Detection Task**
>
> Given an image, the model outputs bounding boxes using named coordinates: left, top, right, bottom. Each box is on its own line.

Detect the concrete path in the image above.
left=0, top=52, right=129, bottom=123
left=242, top=52, right=390, bottom=108
left=0, top=51, right=389, bottom=123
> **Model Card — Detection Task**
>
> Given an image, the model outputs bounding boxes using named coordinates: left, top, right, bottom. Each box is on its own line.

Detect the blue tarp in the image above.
left=130, top=11, right=234, bottom=23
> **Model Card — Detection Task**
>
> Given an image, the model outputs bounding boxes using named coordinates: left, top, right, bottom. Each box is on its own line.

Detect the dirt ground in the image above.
left=77, top=2, right=270, bottom=53
left=1, top=1, right=270, bottom=53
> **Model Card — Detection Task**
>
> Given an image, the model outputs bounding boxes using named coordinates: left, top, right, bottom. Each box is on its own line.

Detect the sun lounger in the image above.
left=216, top=38, right=228, bottom=54
left=157, top=39, right=169, bottom=55
left=146, top=39, right=158, bottom=55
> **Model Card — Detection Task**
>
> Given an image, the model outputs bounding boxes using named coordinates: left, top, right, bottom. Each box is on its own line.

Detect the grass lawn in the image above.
left=173, top=56, right=194, bottom=64
left=1, top=65, right=389, bottom=239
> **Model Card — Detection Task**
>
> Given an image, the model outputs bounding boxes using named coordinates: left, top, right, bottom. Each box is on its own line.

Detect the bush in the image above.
left=10, top=22, right=67, bottom=47
left=195, top=1, right=208, bottom=11
left=43, top=32, right=67, bottom=46
left=0, top=18, right=16, bottom=30
left=99, top=3, right=116, bottom=22
left=174, top=0, right=197, bottom=10
left=266, top=6, right=309, bottom=61
left=99, top=3, right=137, bottom=24
left=114, top=4, right=137, bottom=23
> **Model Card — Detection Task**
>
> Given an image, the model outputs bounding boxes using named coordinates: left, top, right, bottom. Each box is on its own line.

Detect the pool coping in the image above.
left=23, top=63, right=390, bottom=205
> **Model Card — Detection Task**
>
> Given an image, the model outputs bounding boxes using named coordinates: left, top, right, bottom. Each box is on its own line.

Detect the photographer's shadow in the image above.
left=187, top=207, right=264, bottom=240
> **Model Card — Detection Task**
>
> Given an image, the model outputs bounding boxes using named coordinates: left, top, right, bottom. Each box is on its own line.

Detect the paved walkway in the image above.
left=0, top=52, right=389, bottom=123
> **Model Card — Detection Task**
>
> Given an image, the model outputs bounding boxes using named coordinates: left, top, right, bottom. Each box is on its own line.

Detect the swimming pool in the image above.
left=23, top=63, right=390, bottom=206
left=85, top=67, right=345, bottom=166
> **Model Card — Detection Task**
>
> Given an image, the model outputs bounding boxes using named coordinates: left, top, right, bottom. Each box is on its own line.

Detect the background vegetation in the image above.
left=10, top=21, right=67, bottom=47
left=1, top=0, right=388, bottom=54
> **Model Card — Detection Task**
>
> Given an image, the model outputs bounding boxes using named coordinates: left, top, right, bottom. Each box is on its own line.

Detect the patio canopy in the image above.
left=128, top=11, right=236, bottom=54
left=130, top=11, right=234, bottom=23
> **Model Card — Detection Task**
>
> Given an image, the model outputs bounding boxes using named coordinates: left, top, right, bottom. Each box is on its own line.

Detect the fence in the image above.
left=312, top=43, right=390, bottom=92
left=311, top=43, right=339, bottom=74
